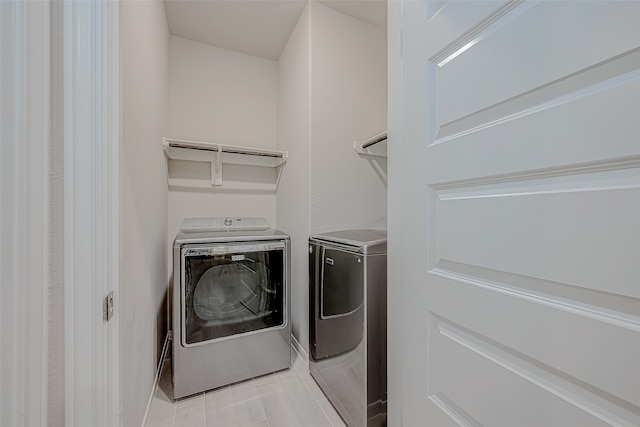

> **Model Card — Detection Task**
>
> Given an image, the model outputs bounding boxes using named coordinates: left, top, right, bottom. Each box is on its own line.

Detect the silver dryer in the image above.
left=309, top=229, right=387, bottom=426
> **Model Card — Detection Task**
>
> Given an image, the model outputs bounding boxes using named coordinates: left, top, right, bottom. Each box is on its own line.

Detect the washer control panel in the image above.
left=181, top=217, right=270, bottom=232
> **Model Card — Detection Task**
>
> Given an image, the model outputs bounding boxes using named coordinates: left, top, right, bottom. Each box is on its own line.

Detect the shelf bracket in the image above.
left=212, top=144, right=223, bottom=186
left=354, top=131, right=388, bottom=158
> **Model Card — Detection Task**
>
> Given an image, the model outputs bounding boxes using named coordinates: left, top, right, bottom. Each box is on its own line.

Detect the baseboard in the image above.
left=291, top=333, right=308, bottom=365
left=140, top=333, right=170, bottom=427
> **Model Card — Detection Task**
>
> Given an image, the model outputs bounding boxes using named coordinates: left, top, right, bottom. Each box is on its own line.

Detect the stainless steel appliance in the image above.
left=172, top=217, right=290, bottom=399
left=309, top=229, right=387, bottom=426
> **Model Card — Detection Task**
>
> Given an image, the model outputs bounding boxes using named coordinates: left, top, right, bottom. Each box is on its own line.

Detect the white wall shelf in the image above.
left=163, top=137, right=288, bottom=187
left=354, top=131, right=387, bottom=157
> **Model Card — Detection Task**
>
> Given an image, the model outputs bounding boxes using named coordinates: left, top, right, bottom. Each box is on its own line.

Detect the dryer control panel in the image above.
left=181, top=217, right=270, bottom=232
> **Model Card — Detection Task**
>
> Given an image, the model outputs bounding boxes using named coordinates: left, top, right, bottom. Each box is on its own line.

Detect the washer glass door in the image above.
left=181, top=242, right=286, bottom=346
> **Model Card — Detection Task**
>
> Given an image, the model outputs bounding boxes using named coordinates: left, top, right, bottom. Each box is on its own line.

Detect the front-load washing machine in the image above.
left=172, top=217, right=290, bottom=399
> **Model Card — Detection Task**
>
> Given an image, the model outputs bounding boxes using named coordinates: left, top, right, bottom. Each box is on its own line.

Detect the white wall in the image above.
left=120, top=1, right=169, bottom=426
left=167, top=35, right=278, bottom=255
left=276, top=1, right=387, bottom=355
left=168, top=35, right=277, bottom=147
left=276, top=3, right=312, bottom=354
left=310, top=2, right=387, bottom=234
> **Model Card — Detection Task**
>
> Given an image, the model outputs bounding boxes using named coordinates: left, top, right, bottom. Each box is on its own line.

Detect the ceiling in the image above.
left=164, top=0, right=387, bottom=61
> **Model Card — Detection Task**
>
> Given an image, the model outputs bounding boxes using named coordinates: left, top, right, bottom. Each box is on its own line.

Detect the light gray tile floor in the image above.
left=146, top=348, right=346, bottom=427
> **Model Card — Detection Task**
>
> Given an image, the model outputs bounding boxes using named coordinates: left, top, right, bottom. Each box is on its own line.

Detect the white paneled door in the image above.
left=391, top=0, right=640, bottom=425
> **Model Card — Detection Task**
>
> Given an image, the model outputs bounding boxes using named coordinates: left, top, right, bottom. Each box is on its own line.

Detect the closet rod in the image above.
left=164, top=138, right=286, bottom=159
left=361, top=132, right=388, bottom=149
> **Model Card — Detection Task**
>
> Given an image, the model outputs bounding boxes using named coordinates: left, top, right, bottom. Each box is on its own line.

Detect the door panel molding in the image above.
left=429, top=314, right=639, bottom=426
left=431, top=154, right=640, bottom=191
left=429, top=392, right=483, bottom=427
left=434, top=186, right=640, bottom=297
left=430, top=0, right=529, bottom=67
left=432, top=261, right=640, bottom=331
left=435, top=48, right=640, bottom=144
left=425, top=274, right=640, bottom=416
left=433, top=2, right=640, bottom=129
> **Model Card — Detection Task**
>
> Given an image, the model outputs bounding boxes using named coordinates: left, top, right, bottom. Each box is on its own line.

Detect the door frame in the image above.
left=387, top=0, right=404, bottom=425
left=63, top=0, right=120, bottom=425
left=0, top=1, right=50, bottom=425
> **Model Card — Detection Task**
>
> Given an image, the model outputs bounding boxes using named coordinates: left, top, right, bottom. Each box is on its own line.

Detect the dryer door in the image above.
left=310, top=243, right=364, bottom=360
left=181, top=242, right=286, bottom=347
left=321, top=247, right=364, bottom=319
